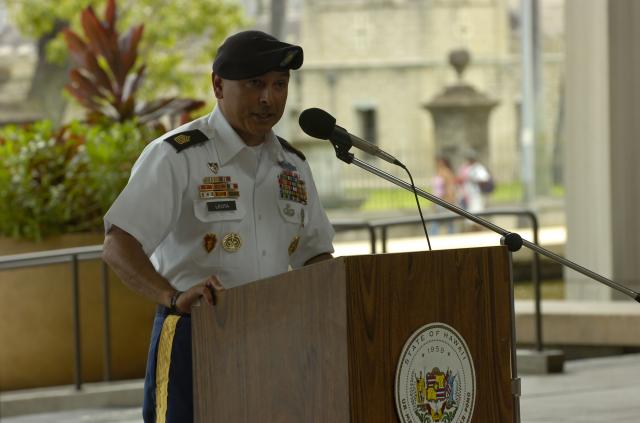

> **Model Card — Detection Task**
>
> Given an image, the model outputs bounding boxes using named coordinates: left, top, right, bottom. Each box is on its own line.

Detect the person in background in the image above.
left=457, top=148, right=492, bottom=219
left=430, top=155, right=457, bottom=234
left=102, top=30, right=335, bottom=423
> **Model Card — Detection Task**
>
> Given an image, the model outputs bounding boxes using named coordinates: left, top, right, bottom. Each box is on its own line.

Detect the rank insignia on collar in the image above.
left=222, top=233, right=242, bottom=252
left=203, top=233, right=217, bottom=253
left=208, top=162, right=219, bottom=174
left=278, top=160, right=297, bottom=172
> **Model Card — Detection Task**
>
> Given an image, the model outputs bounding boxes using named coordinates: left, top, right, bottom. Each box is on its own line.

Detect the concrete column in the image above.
left=564, top=0, right=640, bottom=300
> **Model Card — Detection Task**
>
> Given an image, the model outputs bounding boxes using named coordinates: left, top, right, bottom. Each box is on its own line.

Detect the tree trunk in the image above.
left=26, top=19, right=70, bottom=125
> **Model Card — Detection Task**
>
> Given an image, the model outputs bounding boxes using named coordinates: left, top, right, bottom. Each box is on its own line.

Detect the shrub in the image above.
left=0, top=120, right=161, bottom=240
left=0, top=0, right=212, bottom=241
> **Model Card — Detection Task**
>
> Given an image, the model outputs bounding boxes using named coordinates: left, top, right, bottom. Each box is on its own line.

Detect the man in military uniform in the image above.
left=102, top=30, right=334, bottom=423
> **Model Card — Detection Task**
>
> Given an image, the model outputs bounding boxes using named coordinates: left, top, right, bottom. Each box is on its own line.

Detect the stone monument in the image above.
left=424, top=49, right=499, bottom=170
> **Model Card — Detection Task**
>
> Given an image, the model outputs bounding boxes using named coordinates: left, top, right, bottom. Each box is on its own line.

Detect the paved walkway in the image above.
left=519, top=353, right=640, bottom=422
left=332, top=225, right=565, bottom=257
left=3, top=353, right=639, bottom=423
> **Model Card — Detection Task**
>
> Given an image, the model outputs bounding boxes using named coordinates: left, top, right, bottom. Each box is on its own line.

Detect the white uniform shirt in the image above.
left=104, top=108, right=335, bottom=290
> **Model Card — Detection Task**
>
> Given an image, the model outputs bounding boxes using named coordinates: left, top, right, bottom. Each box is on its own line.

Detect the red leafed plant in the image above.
left=63, top=0, right=204, bottom=125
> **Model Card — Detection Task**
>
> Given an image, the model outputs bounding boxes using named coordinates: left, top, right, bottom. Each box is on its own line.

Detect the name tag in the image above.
left=207, top=200, right=237, bottom=212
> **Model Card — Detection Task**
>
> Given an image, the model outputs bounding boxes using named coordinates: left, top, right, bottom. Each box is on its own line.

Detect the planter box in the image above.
left=0, top=233, right=156, bottom=391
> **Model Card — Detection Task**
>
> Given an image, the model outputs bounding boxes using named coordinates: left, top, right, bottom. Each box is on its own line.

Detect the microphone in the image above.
left=298, top=107, right=401, bottom=166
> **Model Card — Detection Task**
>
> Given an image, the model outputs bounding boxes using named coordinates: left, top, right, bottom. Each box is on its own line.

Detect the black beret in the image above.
left=212, top=30, right=304, bottom=80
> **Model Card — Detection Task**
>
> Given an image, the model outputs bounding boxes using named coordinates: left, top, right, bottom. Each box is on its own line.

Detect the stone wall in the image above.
left=0, top=0, right=41, bottom=125
left=280, top=0, right=565, bottom=201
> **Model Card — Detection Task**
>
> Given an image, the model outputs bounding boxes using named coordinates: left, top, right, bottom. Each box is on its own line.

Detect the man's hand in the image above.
left=175, top=276, right=225, bottom=314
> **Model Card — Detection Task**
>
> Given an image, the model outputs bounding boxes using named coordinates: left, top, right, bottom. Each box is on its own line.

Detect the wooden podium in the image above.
left=192, top=247, right=517, bottom=422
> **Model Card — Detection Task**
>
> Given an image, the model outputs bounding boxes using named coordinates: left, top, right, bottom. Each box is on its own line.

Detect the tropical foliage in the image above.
left=0, top=0, right=242, bottom=240
left=62, top=0, right=205, bottom=125
left=0, top=120, right=160, bottom=240
left=7, top=0, right=246, bottom=101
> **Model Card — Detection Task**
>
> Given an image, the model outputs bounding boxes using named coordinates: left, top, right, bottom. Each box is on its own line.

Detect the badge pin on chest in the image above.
left=208, top=162, right=219, bottom=174
left=203, top=233, right=217, bottom=253
left=278, top=159, right=297, bottom=172
left=222, top=233, right=242, bottom=252
left=283, top=203, right=295, bottom=217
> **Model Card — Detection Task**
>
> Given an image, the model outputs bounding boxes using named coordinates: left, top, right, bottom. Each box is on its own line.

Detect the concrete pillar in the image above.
left=564, top=0, right=640, bottom=300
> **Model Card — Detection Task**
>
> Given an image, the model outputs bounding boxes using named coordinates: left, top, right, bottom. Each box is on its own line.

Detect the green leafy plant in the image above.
left=63, top=0, right=204, bottom=125
left=7, top=0, right=245, bottom=103
left=0, top=0, right=243, bottom=241
left=0, top=121, right=75, bottom=240
left=0, top=120, right=161, bottom=240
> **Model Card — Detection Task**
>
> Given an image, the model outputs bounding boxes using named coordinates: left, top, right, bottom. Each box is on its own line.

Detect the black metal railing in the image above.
left=0, top=207, right=543, bottom=389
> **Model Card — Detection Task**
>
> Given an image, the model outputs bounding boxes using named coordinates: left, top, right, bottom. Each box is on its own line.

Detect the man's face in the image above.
left=213, top=70, right=290, bottom=146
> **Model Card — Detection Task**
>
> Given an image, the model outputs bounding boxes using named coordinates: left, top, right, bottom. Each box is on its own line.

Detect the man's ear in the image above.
left=212, top=73, right=223, bottom=99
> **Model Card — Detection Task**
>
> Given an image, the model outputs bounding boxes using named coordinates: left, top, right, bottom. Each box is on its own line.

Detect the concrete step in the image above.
left=0, top=380, right=143, bottom=418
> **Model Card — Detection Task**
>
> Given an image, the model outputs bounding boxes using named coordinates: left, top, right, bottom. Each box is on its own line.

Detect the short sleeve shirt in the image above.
left=104, top=108, right=335, bottom=290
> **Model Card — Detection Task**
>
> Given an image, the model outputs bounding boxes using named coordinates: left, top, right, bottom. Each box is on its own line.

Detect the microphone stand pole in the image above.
left=331, top=147, right=640, bottom=302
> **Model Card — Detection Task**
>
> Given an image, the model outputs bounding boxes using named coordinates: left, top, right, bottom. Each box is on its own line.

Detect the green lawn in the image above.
left=349, top=182, right=564, bottom=211
left=514, top=279, right=565, bottom=300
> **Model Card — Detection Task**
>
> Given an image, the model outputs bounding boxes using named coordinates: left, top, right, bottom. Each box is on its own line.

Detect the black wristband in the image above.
left=169, top=291, right=183, bottom=313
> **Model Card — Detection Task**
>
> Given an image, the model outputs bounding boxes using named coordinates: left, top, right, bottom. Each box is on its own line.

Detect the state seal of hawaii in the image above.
left=395, top=323, right=476, bottom=423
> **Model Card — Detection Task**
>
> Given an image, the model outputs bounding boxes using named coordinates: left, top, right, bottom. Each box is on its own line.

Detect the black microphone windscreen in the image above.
left=298, top=108, right=336, bottom=140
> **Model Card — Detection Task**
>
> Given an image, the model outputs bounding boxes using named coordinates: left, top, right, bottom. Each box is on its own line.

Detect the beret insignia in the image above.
left=279, top=50, right=299, bottom=67
left=164, top=129, right=209, bottom=152
left=277, top=136, right=306, bottom=161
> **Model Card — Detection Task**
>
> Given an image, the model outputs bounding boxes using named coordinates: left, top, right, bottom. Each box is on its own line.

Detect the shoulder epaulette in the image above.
left=164, top=129, right=209, bottom=152
left=277, top=136, right=306, bottom=161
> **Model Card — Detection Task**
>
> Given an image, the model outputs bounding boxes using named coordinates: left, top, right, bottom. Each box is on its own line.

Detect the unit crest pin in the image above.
left=222, top=233, right=242, bottom=252
left=203, top=233, right=217, bottom=253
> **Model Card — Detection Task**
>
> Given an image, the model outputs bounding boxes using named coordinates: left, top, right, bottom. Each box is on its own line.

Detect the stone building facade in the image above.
left=268, top=0, right=565, bottom=205
left=0, top=0, right=41, bottom=125
left=1, top=0, right=566, bottom=205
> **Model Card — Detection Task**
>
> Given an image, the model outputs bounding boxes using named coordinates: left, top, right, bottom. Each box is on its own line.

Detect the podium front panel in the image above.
left=192, top=247, right=515, bottom=422
left=344, top=247, right=514, bottom=423
left=192, top=259, right=350, bottom=422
